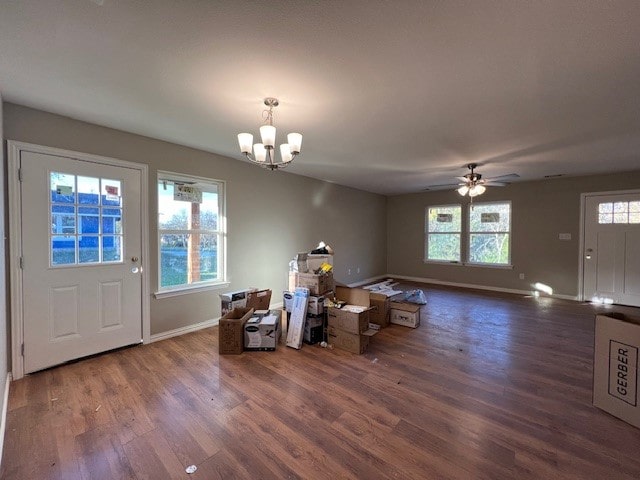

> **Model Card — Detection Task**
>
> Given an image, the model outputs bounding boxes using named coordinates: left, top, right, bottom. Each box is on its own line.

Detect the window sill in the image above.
left=423, top=260, right=513, bottom=270
left=154, top=281, right=230, bottom=299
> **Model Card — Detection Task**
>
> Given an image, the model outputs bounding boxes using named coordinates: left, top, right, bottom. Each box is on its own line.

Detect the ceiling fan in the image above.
left=426, top=163, right=519, bottom=198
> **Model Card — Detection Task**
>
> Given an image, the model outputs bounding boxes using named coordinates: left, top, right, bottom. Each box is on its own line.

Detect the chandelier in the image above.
left=237, top=97, right=303, bottom=171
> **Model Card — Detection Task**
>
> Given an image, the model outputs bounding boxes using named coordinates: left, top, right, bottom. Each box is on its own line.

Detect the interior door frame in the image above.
left=8, top=141, right=151, bottom=380
left=579, top=189, right=640, bottom=303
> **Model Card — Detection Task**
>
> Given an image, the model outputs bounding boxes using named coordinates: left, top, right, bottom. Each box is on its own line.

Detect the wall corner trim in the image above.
left=0, top=372, right=12, bottom=468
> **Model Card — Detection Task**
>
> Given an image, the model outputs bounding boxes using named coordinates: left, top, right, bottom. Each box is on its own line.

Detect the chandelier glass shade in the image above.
left=237, top=98, right=302, bottom=170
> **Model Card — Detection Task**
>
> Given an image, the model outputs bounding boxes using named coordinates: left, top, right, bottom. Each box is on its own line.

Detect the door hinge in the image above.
left=18, top=168, right=23, bottom=182
left=19, top=257, right=24, bottom=269
left=21, top=343, right=24, bottom=356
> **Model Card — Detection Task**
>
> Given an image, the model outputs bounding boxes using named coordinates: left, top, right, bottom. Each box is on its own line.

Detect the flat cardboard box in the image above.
left=369, top=292, right=390, bottom=327
left=244, top=312, right=280, bottom=351
left=246, top=289, right=272, bottom=310
left=390, top=301, right=421, bottom=328
left=327, top=325, right=377, bottom=354
left=219, top=307, right=254, bottom=354
left=594, top=313, right=640, bottom=428
left=288, top=272, right=334, bottom=296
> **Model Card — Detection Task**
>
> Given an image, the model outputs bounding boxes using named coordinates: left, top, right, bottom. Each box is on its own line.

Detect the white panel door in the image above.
left=20, top=151, right=143, bottom=373
left=583, top=193, right=640, bottom=307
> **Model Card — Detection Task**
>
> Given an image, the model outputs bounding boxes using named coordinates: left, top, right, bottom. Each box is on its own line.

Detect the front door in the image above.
left=583, top=192, right=640, bottom=307
left=20, top=150, right=143, bottom=373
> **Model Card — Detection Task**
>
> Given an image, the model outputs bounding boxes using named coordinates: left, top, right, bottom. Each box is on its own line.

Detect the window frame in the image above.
left=424, top=204, right=463, bottom=264
left=467, top=201, right=512, bottom=267
left=424, top=200, right=512, bottom=268
left=155, top=171, right=227, bottom=297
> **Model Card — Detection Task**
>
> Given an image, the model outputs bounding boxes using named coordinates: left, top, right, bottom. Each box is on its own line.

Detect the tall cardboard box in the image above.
left=593, top=313, right=640, bottom=428
left=390, top=301, right=421, bottom=328
left=219, top=307, right=254, bottom=354
left=369, top=292, right=390, bottom=327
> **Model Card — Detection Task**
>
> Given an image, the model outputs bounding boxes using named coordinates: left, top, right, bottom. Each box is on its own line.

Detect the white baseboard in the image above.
left=149, top=302, right=286, bottom=343
left=387, top=274, right=579, bottom=301
left=0, top=372, right=12, bottom=468
left=150, top=318, right=220, bottom=343
left=347, top=274, right=389, bottom=288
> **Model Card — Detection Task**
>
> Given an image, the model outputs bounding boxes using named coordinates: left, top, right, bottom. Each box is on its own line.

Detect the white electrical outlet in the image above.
left=519, top=273, right=525, bottom=280
left=348, top=268, right=352, bottom=275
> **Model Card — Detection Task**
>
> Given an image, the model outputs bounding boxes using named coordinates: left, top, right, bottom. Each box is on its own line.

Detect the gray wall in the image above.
left=0, top=94, right=8, bottom=418
left=387, top=171, right=640, bottom=298
left=3, top=102, right=387, bottom=335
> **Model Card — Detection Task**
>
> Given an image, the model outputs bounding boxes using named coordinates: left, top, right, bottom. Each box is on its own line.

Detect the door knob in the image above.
left=131, top=256, right=139, bottom=262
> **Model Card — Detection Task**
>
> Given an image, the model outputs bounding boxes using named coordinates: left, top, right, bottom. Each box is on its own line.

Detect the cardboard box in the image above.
left=327, top=286, right=371, bottom=334
left=327, top=325, right=377, bottom=354
left=390, top=301, right=421, bottom=328
left=220, top=289, right=255, bottom=316
left=304, top=316, right=324, bottom=344
left=283, top=291, right=294, bottom=313
left=307, top=295, right=326, bottom=316
left=594, top=313, right=640, bottom=428
left=288, top=272, right=334, bottom=296
left=284, top=291, right=325, bottom=315
left=328, top=308, right=370, bottom=334
left=369, top=292, right=390, bottom=327
left=307, top=254, right=333, bottom=272
left=219, top=307, right=254, bottom=354
left=246, top=289, right=272, bottom=310
left=244, top=312, right=281, bottom=351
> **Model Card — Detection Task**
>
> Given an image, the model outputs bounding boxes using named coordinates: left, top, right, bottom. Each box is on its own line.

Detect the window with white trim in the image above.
left=598, top=201, right=640, bottom=224
left=157, top=172, right=225, bottom=291
left=468, top=202, right=511, bottom=265
left=425, top=201, right=511, bottom=266
left=425, top=205, right=462, bottom=262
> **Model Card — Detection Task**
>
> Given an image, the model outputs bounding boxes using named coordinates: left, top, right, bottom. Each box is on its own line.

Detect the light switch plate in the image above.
left=559, top=233, right=572, bottom=240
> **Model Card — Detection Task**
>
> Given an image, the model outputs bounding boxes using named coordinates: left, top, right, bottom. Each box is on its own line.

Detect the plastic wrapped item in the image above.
left=403, top=289, right=427, bottom=305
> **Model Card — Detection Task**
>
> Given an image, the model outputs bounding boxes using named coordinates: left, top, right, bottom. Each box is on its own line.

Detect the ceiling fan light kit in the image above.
left=237, top=97, right=303, bottom=171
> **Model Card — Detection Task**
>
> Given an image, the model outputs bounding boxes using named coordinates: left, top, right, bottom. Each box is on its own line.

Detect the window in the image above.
left=425, top=205, right=462, bottom=262
left=598, top=201, right=640, bottom=224
left=468, top=202, right=511, bottom=265
left=50, top=172, right=123, bottom=266
left=425, top=201, right=511, bottom=267
left=158, top=172, right=225, bottom=292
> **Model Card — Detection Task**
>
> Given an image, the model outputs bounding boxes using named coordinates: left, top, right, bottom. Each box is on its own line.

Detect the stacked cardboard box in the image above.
left=219, top=307, right=254, bottom=354
left=369, top=292, right=391, bottom=328
left=220, top=288, right=272, bottom=316
left=244, top=310, right=281, bottom=351
left=288, top=271, right=334, bottom=296
left=327, top=287, right=377, bottom=354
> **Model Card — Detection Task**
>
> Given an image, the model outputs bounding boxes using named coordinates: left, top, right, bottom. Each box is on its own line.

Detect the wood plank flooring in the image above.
left=3, top=283, right=640, bottom=479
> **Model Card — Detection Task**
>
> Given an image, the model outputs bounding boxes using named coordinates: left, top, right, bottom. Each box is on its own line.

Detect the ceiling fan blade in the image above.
left=455, top=176, right=469, bottom=182
left=424, top=183, right=460, bottom=191
left=484, top=181, right=508, bottom=187
left=483, top=173, right=519, bottom=181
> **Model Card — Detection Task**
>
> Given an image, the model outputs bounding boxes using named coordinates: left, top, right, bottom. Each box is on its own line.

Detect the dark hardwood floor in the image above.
left=3, top=283, right=640, bottom=479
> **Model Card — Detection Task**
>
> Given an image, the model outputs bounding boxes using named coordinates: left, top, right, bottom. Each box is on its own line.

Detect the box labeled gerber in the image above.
left=593, top=313, right=640, bottom=428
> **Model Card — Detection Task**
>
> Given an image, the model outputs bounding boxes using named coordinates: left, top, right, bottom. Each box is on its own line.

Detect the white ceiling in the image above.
left=1, top=0, right=640, bottom=195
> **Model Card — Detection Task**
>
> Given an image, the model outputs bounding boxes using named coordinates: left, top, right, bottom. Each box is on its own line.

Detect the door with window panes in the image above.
left=20, top=151, right=143, bottom=373
left=583, top=193, right=640, bottom=307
